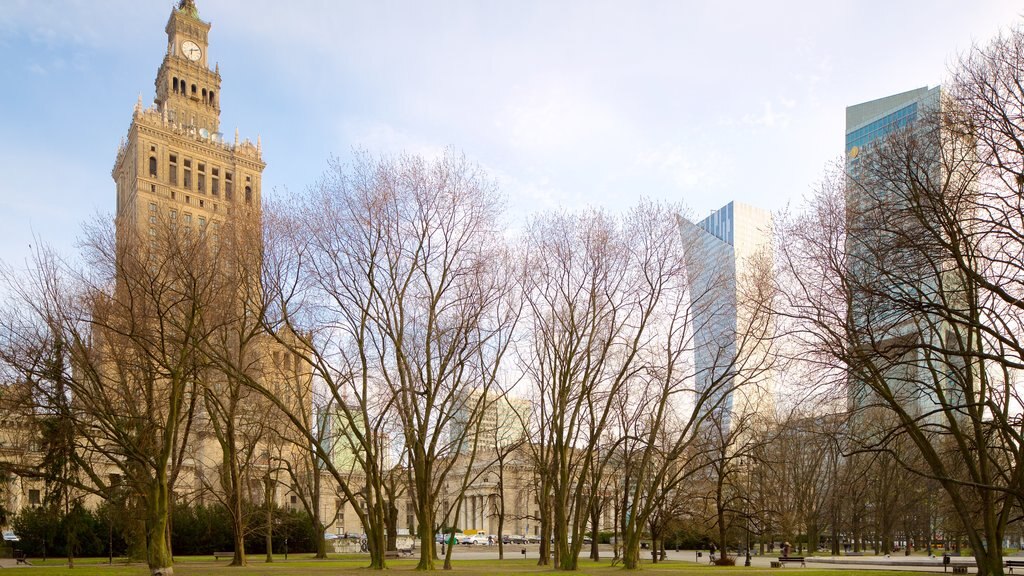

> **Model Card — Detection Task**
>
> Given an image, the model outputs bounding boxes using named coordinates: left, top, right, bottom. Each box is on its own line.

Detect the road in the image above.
left=439, top=545, right=981, bottom=572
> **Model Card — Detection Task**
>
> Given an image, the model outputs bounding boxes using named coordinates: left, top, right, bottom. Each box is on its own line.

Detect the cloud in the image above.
left=720, top=100, right=792, bottom=130
left=493, top=84, right=620, bottom=155
left=633, top=142, right=729, bottom=192
left=337, top=119, right=448, bottom=161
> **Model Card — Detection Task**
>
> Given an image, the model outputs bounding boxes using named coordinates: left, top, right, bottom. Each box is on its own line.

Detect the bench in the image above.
left=213, top=551, right=235, bottom=561
left=1007, top=560, right=1024, bottom=574
left=385, top=548, right=414, bottom=559
left=952, top=567, right=967, bottom=574
left=13, top=549, right=30, bottom=565
left=774, top=556, right=805, bottom=568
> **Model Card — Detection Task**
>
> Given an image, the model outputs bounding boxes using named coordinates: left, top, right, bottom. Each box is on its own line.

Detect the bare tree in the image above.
left=775, top=32, right=1024, bottom=570
left=0, top=215, right=238, bottom=576
left=249, top=151, right=516, bottom=570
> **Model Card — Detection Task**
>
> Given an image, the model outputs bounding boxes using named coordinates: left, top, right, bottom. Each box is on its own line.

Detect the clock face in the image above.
left=181, top=40, right=202, bottom=62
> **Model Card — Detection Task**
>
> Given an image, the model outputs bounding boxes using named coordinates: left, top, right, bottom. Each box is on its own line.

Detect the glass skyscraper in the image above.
left=681, top=201, right=775, bottom=434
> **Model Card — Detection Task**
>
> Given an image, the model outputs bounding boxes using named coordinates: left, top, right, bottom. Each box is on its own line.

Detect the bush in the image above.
left=714, top=556, right=737, bottom=566
left=171, top=502, right=319, bottom=556
left=13, top=504, right=123, bottom=559
left=15, top=501, right=321, bottom=559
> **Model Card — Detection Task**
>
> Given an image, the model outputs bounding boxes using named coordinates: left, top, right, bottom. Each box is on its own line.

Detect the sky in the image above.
left=0, top=0, right=1022, bottom=268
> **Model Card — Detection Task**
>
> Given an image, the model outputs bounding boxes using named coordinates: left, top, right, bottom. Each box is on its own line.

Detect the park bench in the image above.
left=13, top=549, right=30, bottom=565
left=772, top=556, right=805, bottom=568
left=213, top=551, right=235, bottom=561
left=384, top=548, right=414, bottom=559
left=1007, top=560, right=1024, bottom=574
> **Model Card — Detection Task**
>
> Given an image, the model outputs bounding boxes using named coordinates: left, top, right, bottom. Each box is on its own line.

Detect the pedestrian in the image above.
left=782, top=541, right=791, bottom=558
left=710, top=542, right=717, bottom=562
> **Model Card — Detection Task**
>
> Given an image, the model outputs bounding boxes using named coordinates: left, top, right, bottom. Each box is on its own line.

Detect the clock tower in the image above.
left=112, top=0, right=264, bottom=257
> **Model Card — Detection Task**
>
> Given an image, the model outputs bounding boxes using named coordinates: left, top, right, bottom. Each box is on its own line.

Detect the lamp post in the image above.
left=744, top=457, right=752, bottom=567
left=744, top=513, right=751, bottom=566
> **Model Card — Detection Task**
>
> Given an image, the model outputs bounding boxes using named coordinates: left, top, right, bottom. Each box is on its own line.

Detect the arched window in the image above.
left=172, top=77, right=178, bottom=93
left=208, top=90, right=215, bottom=106
left=149, top=156, right=157, bottom=178
left=245, top=186, right=252, bottom=204
left=191, top=84, right=197, bottom=95
left=202, top=88, right=207, bottom=101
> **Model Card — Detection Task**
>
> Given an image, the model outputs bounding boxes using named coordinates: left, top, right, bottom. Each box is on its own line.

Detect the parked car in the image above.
left=460, top=533, right=484, bottom=545
left=526, top=535, right=541, bottom=544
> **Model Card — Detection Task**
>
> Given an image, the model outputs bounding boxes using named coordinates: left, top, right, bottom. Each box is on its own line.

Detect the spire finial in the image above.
left=234, top=128, right=239, bottom=146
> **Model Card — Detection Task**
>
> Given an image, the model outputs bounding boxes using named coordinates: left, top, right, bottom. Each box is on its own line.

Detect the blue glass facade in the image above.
left=698, top=201, right=734, bottom=246
left=845, top=102, right=918, bottom=153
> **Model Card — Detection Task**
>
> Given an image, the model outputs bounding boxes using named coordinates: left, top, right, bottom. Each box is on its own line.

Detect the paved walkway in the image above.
left=445, top=546, right=985, bottom=572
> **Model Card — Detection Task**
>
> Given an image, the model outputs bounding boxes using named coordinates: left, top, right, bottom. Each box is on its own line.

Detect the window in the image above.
left=225, top=172, right=233, bottom=200
left=149, top=215, right=156, bottom=224
left=170, top=209, right=177, bottom=222
left=184, top=213, right=192, bottom=225
left=183, top=159, right=192, bottom=188
left=149, top=203, right=157, bottom=212
left=198, top=216, right=206, bottom=229
left=29, top=489, right=40, bottom=506
left=169, top=154, right=178, bottom=185
left=211, top=167, right=219, bottom=196
left=199, top=199, right=204, bottom=208
left=197, top=163, right=205, bottom=192
left=245, top=186, right=252, bottom=204
left=149, top=156, right=157, bottom=177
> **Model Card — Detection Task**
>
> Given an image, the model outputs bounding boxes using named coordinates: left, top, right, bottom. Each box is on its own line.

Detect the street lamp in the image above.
left=744, top=457, right=752, bottom=567
left=744, top=513, right=751, bottom=567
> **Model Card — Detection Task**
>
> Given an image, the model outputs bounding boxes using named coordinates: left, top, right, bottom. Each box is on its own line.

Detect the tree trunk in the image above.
left=385, top=500, right=399, bottom=552
left=496, top=490, right=506, bottom=560
left=227, top=448, right=246, bottom=566
left=265, top=472, right=274, bottom=563
left=415, top=495, right=435, bottom=570
left=146, top=479, right=173, bottom=576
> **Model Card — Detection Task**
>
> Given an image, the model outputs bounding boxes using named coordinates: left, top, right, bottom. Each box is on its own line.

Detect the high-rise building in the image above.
left=108, top=0, right=311, bottom=508
left=112, top=0, right=264, bottom=255
left=450, top=390, right=529, bottom=453
left=680, top=201, right=775, bottom=434
left=844, top=86, right=966, bottom=419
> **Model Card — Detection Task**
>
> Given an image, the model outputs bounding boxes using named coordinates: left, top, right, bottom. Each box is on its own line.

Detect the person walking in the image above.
left=782, top=542, right=791, bottom=558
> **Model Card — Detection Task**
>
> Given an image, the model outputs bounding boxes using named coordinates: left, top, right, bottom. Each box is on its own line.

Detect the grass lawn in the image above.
left=18, top=556, right=923, bottom=576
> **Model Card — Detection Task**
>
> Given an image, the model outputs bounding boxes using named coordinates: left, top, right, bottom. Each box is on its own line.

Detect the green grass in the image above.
left=14, top=556, right=929, bottom=576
